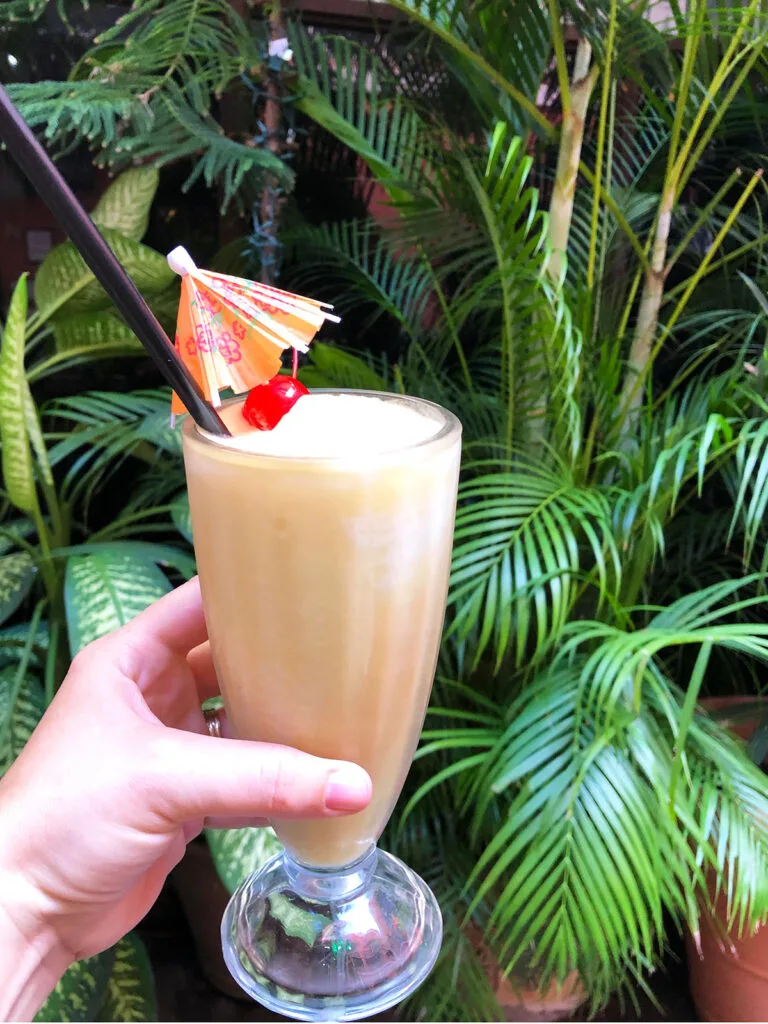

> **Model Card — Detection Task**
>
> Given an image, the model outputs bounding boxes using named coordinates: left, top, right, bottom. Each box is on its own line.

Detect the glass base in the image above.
left=221, top=846, right=442, bottom=1021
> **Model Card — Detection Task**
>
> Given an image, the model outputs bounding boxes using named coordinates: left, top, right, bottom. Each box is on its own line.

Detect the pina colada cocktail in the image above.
left=182, top=390, right=461, bottom=1022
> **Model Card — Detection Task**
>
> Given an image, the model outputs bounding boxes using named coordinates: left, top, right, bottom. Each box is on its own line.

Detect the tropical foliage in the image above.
left=6, top=0, right=768, bottom=1019
left=277, top=0, right=768, bottom=1018
left=2, top=0, right=293, bottom=212
left=0, top=169, right=193, bottom=1020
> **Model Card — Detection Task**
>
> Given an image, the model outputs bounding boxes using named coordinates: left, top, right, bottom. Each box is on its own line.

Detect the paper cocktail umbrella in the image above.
left=166, top=247, right=339, bottom=417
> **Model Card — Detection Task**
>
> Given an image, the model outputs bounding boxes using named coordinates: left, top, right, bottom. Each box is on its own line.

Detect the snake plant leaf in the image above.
left=65, top=549, right=171, bottom=654
left=0, top=666, right=45, bottom=777
left=0, top=552, right=36, bottom=626
left=206, top=826, right=283, bottom=894
left=35, top=950, right=115, bottom=1023
left=98, top=933, right=157, bottom=1023
left=0, top=275, right=38, bottom=515
left=91, top=166, right=160, bottom=242
left=35, top=229, right=175, bottom=316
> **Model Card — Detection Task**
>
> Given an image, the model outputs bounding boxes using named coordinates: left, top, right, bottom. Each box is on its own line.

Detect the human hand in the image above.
left=0, top=578, right=371, bottom=1019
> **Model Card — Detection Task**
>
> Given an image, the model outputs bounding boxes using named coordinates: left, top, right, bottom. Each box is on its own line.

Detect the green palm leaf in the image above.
left=286, top=221, right=434, bottom=338
left=381, top=0, right=553, bottom=136
left=449, top=460, right=620, bottom=669
left=289, top=25, right=432, bottom=197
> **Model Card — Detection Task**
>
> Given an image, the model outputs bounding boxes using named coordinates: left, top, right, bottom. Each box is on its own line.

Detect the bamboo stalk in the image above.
left=547, top=39, right=598, bottom=283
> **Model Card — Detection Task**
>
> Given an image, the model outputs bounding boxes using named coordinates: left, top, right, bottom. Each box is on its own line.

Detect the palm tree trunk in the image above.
left=218, top=0, right=250, bottom=248
left=547, top=39, right=598, bottom=283
left=618, top=185, right=674, bottom=426
left=260, top=1, right=285, bottom=286
left=532, top=37, right=596, bottom=449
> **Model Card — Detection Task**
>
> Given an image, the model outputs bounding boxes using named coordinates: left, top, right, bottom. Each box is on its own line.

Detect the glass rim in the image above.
left=182, top=388, right=462, bottom=463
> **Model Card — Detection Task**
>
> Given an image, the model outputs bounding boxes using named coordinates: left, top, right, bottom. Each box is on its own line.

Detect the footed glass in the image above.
left=182, top=391, right=462, bottom=1021
left=222, top=847, right=442, bottom=1020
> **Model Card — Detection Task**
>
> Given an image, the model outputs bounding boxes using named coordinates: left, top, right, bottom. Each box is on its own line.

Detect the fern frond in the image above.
left=0, top=0, right=88, bottom=24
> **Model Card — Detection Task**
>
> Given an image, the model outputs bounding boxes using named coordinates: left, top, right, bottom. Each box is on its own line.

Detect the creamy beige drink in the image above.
left=182, top=390, right=461, bottom=868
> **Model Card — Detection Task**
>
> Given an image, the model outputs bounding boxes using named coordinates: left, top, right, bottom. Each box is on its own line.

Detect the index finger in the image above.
left=125, top=576, right=208, bottom=655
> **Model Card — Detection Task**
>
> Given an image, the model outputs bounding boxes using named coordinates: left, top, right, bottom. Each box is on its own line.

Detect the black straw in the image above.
left=0, top=84, right=230, bottom=437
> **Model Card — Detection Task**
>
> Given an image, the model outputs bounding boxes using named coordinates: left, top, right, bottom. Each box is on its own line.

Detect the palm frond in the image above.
left=382, top=0, right=553, bottom=136
left=45, top=389, right=179, bottom=512
left=448, top=458, right=621, bottom=670
left=285, top=220, right=434, bottom=338
left=288, top=23, right=433, bottom=195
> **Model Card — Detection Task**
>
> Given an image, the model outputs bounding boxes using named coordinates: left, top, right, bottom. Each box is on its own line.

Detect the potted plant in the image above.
left=272, top=1, right=768, bottom=1018
left=0, top=167, right=191, bottom=1020
left=686, top=697, right=768, bottom=1022
left=17, top=0, right=768, bottom=1017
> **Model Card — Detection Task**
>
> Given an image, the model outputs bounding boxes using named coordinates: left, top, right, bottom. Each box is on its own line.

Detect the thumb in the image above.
left=148, top=731, right=372, bottom=822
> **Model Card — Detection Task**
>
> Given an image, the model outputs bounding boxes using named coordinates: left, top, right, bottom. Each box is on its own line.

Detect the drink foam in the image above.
left=212, top=393, right=442, bottom=457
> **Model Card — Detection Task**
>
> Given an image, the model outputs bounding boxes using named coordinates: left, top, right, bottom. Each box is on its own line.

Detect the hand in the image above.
left=0, top=578, right=371, bottom=1019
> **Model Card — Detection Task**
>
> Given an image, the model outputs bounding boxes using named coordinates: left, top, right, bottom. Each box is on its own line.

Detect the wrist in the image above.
left=0, top=871, right=73, bottom=1021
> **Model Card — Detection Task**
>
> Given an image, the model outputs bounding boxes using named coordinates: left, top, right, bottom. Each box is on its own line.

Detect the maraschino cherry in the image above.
left=243, top=374, right=309, bottom=430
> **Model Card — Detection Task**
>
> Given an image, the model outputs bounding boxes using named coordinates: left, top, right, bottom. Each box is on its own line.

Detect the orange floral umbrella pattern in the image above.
left=166, top=246, right=339, bottom=417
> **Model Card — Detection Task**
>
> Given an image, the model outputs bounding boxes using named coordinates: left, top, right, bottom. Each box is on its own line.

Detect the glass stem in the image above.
left=283, top=846, right=378, bottom=902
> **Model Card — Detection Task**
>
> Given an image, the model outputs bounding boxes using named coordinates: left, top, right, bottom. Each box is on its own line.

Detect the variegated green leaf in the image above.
left=53, top=309, right=143, bottom=354
left=147, top=284, right=181, bottom=334
left=91, top=167, right=160, bottom=242
left=0, top=275, right=38, bottom=515
left=65, top=551, right=171, bottom=654
left=268, top=892, right=327, bottom=947
left=0, top=552, right=36, bottom=626
left=23, top=386, right=54, bottom=488
left=206, top=826, right=283, bottom=894
left=0, top=619, right=49, bottom=672
left=35, top=951, right=115, bottom=1023
left=170, top=490, right=193, bottom=543
left=98, top=933, right=157, bottom=1023
left=0, top=666, right=45, bottom=776
left=0, top=518, right=37, bottom=556
left=35, top=229, right=175, bottom=316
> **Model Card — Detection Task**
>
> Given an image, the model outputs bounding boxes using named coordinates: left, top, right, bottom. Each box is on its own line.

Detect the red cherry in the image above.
left=242, top=375, right=309, bottom=430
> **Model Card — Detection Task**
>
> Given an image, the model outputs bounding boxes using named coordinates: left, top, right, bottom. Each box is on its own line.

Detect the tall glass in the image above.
left=182, top=390, right=462, bottom=1021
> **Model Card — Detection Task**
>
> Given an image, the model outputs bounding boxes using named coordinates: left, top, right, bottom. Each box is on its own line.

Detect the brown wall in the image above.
left=0, top=156, right=107, bottom=308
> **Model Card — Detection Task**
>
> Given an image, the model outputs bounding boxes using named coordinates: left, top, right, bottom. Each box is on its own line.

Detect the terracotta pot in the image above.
left=494, top=972, right=586, bottom=1023
left=699, top=695, right=768, bottom=748
left=686, top=697, right=768, bottom=1022
left=171, top=837, right=249, bottom=1001
left=469, top=924, right=586, bottom=1022
left=687, top=889, right=768, bottom=1023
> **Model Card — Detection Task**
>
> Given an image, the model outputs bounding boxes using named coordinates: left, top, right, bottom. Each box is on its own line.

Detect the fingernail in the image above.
left=325, top=767, right=371, bottom=811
